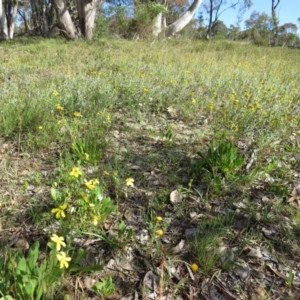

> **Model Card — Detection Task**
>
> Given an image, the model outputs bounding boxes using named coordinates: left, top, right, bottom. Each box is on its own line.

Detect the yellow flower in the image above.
left=52, top=90, right=59, bottom=96
left=73, top=111, right=82, bottom=118
left=69, top=167, right=82, bottom=178
left=55, top=104, right=64, bottom=111
left=156, top=229, right=164, bottom=236
left=106, top=114, right=111, bottom=124
left=84, top=178, right=99, bottom=190
left=156, top=216, right=163, bottom=222
left=56, top=251, right=71, bottom=269
left=191, top=263, right=199, bottom=272
left=50, top=234, right=66, bottom=251
left=126, top=178, right=134, bottom=187
left=144, top=88, right=149, bottom=93
left=92, top=215, right=100, bottom=225
left=80, top=193, right=88, bottom=202
left=84, top=153, right=90, bottom=161
left=38, top=126, right=43, bottom=130
left=192, top=98, right=196, bottom=104
left=51, top=204, right=68, bottom=219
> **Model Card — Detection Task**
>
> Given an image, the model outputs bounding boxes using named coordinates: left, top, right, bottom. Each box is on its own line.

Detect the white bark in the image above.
left=8, top=0, right=17, bottom=39
left=1, top=0, right=8, bottom=38
left=152, top=12, right=162, bottom=36
left=53, top=0, right=78, bottom=40
left=77, top=0, right=98, bottom=40
left=165, top=0, right=204, bottom=37
left=0, top=0, right=18, bottom=39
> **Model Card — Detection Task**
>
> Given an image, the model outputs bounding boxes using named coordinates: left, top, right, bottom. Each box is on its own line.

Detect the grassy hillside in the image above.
left=0, top=38, right=300, bottom=299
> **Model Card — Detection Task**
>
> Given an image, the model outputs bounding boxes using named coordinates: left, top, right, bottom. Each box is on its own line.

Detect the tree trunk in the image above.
left=152, top=12, right=162, bottom=36
left=165, top=0, right=204, bottom=37
left=0, top=0, right=9, bottom=39
left=8, top=0, right=17, bottom=39
left=77, top=0, right=97, bottom=40
left=206, top=0, right=213, bottom=39
left=1, top=0, right=18, bottom=39
left=271, top=0, right=280, bottom=45
left=53, top=0, right=78, bottom=40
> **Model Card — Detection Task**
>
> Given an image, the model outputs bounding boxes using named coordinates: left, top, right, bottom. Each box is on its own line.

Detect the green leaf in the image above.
left=50, top=187, right=58, bottom=201
left=16, top=257, right=28, bottom=275
left=23, top=277, right=38, bottom=296
left=118, top=221, right=126, bottom=238
left=27, top=242, right=39, bottom=273
left=0, top=296, right=16, bottom=300
left=47, top=268, right=63, bottom=286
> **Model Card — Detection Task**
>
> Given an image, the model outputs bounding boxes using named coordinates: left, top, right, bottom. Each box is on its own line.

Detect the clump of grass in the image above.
left=193, top=215, right=233, bottom=274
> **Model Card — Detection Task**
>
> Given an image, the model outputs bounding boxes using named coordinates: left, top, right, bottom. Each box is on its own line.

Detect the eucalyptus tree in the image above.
left=16, top=0, right=55, bottom=35
left=52, top=0, right=98, bottom=40
left=202, top=0, right=252, bottom=39
left=270, top=0, right=280, bottom=44
left=153, top=0, right=252, bottom=38
left=1, top=0, right=18, bottom=38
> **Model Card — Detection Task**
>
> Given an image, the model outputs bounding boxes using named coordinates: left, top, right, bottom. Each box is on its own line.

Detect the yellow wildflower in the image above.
left=192, top=98, right=196, bottom=104
left=69, top=167, right=82, bottom=178
left=191, top=263, right=199, bottom=272
left=56, top=251, right=71, bottom=269
left=92, top=215, right=100, bottom=225
left=51, top=204, right=68, bottom=219
left=80, top=193, right=88, bottom=202
left=84, top=178, right=99, bottom=190
left=38, top=126, right=43, bottom=130
left=55, top=104, right=64, bottom=111
left=156, top=216, right=163, bottom=222
left=73, top=111, right=82, bottom=118
left=52, top=90, right=59, bottom=96
left=126, top=178, right=134, bottom=187
left=50, top=234, right=66, bottom=251
left=156, top=229, right=164, bottom=236
left=106, top=114, right=111, bottom=124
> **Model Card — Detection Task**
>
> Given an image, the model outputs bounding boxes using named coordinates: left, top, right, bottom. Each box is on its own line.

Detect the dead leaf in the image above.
left=170, top=190, right=183, bottom=204
left=288, top=184, right=300, bottom=203
left=167, top=106, right=177, bottom=118
left=171, top=239, right=185, bottom=253
left=246, top=246, right=263, bottom=258
left=142, top=271, right=159, bottom=292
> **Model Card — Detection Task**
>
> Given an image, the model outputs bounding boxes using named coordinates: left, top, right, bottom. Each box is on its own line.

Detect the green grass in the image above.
left=1, top=38, right=300, bottom=299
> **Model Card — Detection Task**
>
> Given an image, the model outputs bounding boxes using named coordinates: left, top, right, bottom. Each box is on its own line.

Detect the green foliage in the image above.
left=92, top=276, right=115, bottom=299
left=194, top=140, right=244, bottom=183
left=93, top=8, right=110, bottom=38
left=148, top=3, right=168, bottom=17
left=0, top=242, right=63, bottom=300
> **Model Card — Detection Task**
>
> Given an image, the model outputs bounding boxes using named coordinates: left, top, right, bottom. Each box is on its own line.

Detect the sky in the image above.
left=199, top=0, right=300, bottom=29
